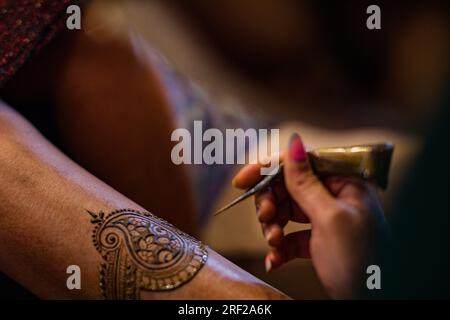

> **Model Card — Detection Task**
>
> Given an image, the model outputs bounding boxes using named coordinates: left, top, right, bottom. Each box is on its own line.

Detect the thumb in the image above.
left=284, top=133, right=336, bottom=220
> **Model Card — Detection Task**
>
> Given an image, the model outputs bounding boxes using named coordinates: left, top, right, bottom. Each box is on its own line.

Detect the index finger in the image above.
left=232, top=153, right=284, bottom=189
left=232, top=163, right=264, bottom=189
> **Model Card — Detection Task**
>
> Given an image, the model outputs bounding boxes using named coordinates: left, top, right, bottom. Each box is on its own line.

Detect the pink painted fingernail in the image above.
left=289, top=133, right=307, bottom=162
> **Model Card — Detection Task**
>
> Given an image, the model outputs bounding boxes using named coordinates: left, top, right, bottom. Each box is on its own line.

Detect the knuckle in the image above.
left=294, top=169, right=317, bottom=186
left=324, top=202, right=369, bottom=230
left=327, top=206, right=349, bottom=225
left=286, top=169, right=319, bottom=194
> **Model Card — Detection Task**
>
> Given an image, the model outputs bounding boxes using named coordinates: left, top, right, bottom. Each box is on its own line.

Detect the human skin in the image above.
left=0, top=103, right=288, bottom=299
left=2, top=2, right=199, bottom=237
left=233, top=134, right=388, bottom=299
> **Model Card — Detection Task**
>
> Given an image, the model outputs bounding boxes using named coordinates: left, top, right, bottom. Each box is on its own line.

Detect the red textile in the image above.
left=0, top=0, right=72, bottom=87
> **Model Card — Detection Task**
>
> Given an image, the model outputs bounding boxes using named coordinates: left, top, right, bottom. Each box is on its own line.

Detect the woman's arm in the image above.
left=0, top=102, right=288, bottom=299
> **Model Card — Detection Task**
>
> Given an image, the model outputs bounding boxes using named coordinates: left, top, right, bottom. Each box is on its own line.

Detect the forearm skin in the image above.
left=0, top=103, right=288, bottom=299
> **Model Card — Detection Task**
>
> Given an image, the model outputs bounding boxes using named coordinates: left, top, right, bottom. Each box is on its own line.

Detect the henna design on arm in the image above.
left=87, top=209, right=208, bottom=299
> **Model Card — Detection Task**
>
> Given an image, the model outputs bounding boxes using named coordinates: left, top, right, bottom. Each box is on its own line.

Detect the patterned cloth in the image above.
left=0, top=0, right=72, bottom=87
left=130, top=34, right=261, bottom=225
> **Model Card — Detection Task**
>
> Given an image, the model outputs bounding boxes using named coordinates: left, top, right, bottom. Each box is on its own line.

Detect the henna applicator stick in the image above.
left=214, top=143, right=393, bottom=216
